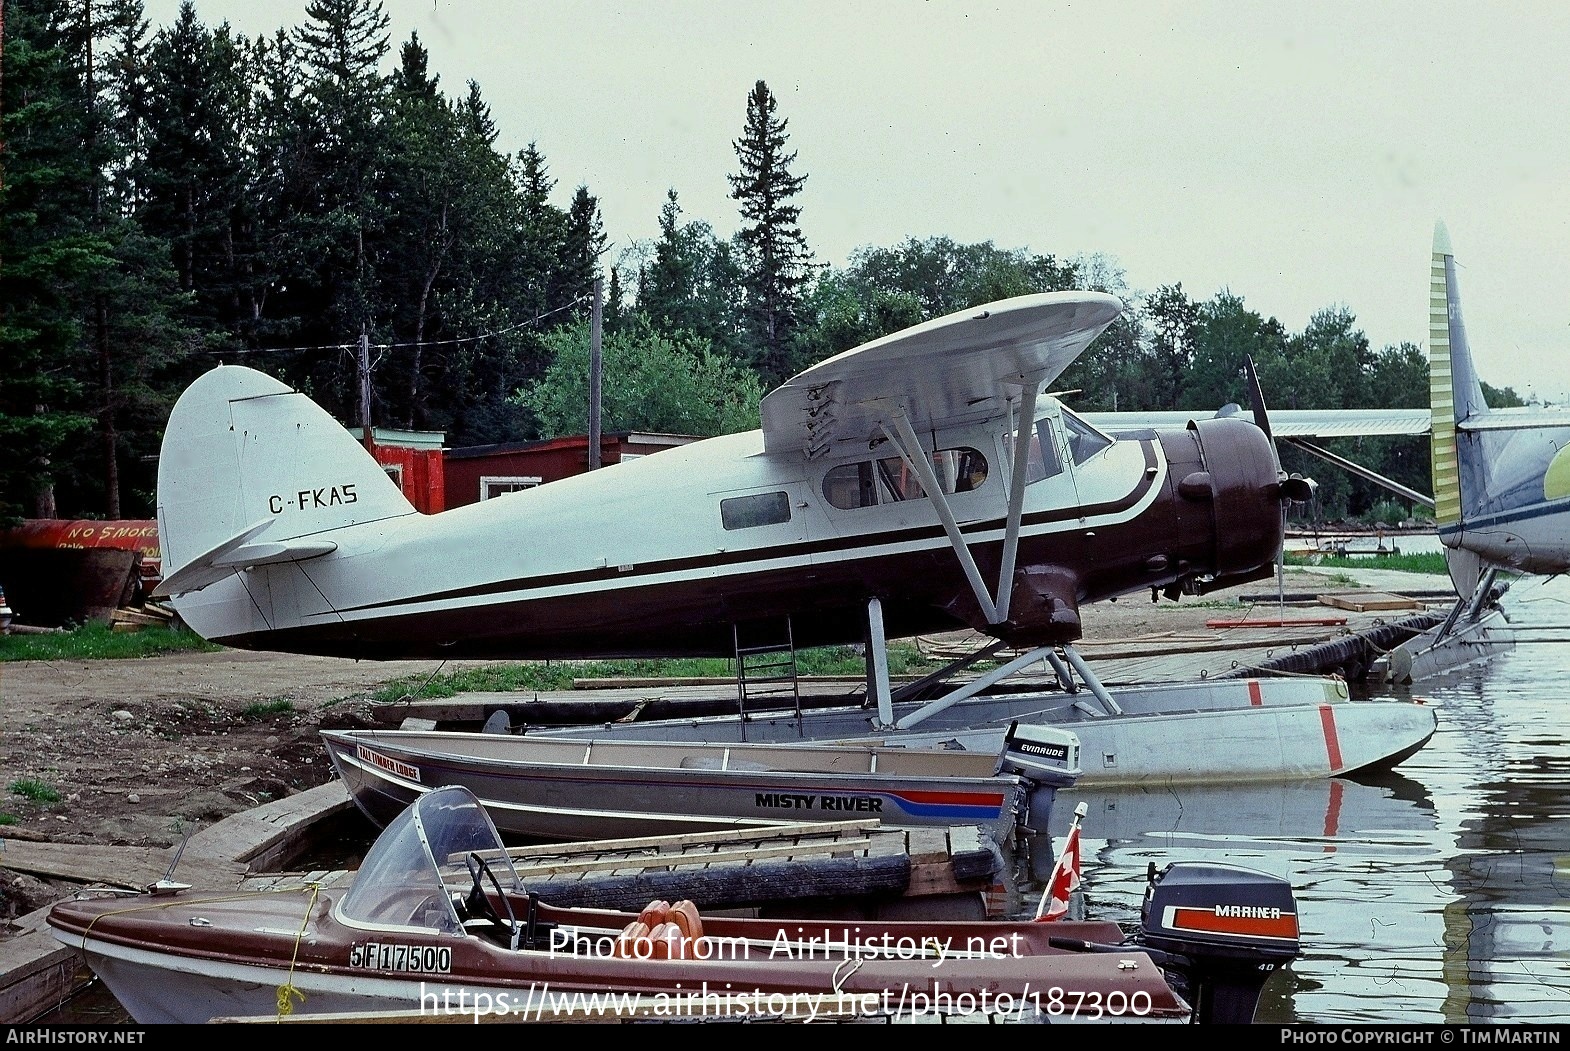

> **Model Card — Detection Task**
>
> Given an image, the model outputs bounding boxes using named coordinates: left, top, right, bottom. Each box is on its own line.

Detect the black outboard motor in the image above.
left=1138, top=861, right=1301, bottom=1024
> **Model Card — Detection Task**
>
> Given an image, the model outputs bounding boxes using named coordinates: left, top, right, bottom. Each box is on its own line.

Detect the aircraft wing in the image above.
left=1080, top=407, right=1432, bottom=439
left=760, top=291, right=1124, bottom=459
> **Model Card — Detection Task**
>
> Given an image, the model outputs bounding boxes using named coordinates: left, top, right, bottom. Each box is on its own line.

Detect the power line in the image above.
left=206, top=295, right=591, bottom=357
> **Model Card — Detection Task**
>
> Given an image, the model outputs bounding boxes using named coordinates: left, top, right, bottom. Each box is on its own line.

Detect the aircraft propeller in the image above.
left=1243, top=356, right=1318, bottom=603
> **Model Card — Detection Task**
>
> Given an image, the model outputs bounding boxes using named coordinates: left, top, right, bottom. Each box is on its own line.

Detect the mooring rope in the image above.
left=276, top=882, right=323, bottom=1020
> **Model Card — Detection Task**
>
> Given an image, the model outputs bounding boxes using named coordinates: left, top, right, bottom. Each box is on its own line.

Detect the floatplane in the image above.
left=1280, top=222, right=1568, bottom=682
left=153, top=288, right=1435, bottom=784
left=1386, top=221, right=1569, bottom=676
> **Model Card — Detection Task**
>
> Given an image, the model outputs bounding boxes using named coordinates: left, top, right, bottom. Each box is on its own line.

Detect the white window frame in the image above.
left=382, top=463, right=405, bottom=491
left=480, top=475, right=543, bottom=500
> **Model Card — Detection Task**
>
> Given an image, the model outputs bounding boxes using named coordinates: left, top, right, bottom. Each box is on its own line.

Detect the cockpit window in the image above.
left=1007, top=410, right=1115, bottom=486
left=822, top=448, right=989, bottom=509
left=1062, top=410, right=1113, bottom=465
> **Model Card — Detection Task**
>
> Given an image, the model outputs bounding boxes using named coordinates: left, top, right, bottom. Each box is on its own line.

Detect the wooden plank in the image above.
left=1319, top=592, right=1424, bottom=612
left=571, top=675, right=921, bottom=690
left=1207, top=617, right=1349, bottom=628
left=0, top=841, right=167, bottom=889
left=865, top=831, right=908, bottom=859
left=905, top=827, right=950, bottom=865
left=0, top=927, right=84, bottom=1025
left=505, top=819, right=879, bottom=861
left=110, top=608, right=168, bottom=626
left=512, top=838, right=872, bottom=879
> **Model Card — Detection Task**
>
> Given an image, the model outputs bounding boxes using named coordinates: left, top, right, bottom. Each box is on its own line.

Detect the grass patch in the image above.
left=0, top=622, right=222, bottom=661
left=1286, top=552, right=1449, bottom=576
left=0, top=813, right=16, bottom=826
left=372, top=643, right=941, bottom=703
left=9, top=779, right=61, bottom=803
left=241, top=699, right=295, bottom=720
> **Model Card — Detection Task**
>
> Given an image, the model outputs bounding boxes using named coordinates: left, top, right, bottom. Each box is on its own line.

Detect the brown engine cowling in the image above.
left=1166, top=415, right=1289, bottom=596
left=983, top=416, right=1290, bottom=649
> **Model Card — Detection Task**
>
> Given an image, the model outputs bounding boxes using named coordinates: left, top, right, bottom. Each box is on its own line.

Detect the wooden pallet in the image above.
left=1318, top=592, right=1425, bottom=613
left=238, top=819, right=1006, bottom=920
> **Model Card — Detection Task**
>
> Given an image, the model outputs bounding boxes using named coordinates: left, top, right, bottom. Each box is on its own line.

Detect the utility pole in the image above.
left=358, top=330, right=374, bottom=452
left=588, top=278, right=603, bottom=470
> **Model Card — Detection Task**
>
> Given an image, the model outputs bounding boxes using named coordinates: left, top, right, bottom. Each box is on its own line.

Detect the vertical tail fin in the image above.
left=156, top=365, right=415, bottom=597
left=1428, top=220, right=1491, bottom=531
left=1429, top=222, right=1500, bottom=598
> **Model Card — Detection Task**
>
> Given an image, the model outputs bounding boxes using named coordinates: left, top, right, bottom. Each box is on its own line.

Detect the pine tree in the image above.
left=287, top=0, right=392, bottom=420
left=0, top=1, right=98, bottom=520
left=556, top=183, right=606, bottom=319
left=638, top=189, right=742, bottom=358
left=728, top=79, right=813, bottom=384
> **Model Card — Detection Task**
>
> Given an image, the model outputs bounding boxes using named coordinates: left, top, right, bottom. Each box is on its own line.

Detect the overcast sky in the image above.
left=140, top=0, right=1570, bottom=403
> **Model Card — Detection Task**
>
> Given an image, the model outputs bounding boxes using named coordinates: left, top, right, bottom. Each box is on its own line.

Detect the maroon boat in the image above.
left=49, top=786, right=1300, bottom=1024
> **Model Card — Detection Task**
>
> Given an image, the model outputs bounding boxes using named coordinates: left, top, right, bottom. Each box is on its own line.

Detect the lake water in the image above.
left=39, top=544, right=1570, bottom=1025
left=1015, top=567, right=1570, bottom=1024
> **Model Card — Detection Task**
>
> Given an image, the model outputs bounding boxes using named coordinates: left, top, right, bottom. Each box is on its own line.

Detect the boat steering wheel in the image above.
left=465, top=852, right=521, bottom=950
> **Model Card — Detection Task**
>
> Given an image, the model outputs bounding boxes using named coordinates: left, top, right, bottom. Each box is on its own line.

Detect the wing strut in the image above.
left=884, top=411, right=999, bottom=624
left=1283, top=437, right=1436, bottom=510
left=866, top=596, right=894, bottom=728
left=994, top=384, right=1039, bottom=622
left=882, top=386, right=1040, bottom=628
left=893, top=645, right=1060, bottom=730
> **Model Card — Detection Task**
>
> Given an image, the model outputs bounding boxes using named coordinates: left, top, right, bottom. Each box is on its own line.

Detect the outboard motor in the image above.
left=997, top=722, right=1082, bottom=835
left=1138, top=861, right=1301, bottom=1024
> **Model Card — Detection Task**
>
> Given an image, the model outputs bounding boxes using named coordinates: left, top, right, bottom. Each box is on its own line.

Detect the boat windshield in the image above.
left=338, top=786, right=524, bottom=934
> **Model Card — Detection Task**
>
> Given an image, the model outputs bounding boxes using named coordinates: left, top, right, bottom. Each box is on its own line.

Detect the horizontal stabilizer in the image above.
left=1458, top=409, right=1570, bottom=432
left=153, top=518, right=337, bottom=598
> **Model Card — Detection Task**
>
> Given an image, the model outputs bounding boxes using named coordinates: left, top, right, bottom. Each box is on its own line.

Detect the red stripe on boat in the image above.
left=1320, top=704, right=1343, bottom=771
left=896, top=790, right=1008, bottom=807
left=1248, top=680, right=1263, bottom=706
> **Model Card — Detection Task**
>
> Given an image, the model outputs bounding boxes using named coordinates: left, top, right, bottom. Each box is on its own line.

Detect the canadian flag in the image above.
left=1034, top=802, right=1087, bottom=921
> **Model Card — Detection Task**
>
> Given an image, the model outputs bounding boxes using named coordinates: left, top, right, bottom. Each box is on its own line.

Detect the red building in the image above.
left=350, top=427, right=448, bottom=515
left=442, top=432, right=699, bottom=509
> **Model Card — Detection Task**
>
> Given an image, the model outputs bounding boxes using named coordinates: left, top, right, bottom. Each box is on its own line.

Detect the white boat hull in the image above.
left=538, top=678, right=1437, bottom=787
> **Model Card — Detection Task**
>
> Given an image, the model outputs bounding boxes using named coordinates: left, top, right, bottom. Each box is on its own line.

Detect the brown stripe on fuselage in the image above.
left=328, top=440, right=1163, bottom=618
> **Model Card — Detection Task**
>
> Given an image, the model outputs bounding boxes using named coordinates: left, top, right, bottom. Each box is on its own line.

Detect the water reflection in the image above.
left=1013, top=573, right=1570, bottom=1024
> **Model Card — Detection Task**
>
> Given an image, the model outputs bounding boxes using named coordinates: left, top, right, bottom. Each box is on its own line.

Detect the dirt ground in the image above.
left=0, top=563, right=1418, bottom=917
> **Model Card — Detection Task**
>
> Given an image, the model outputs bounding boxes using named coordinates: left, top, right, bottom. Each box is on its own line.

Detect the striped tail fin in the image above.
left=1428, top=220, right=1490, bottom=529
left=1428, top=221, right=1495, bottom=597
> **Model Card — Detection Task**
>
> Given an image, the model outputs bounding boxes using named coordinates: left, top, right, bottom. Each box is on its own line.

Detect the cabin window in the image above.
left=1005, top=411, right=1114, bottom=485
left=720, top=491, right=792, bottom=530
left=382, top=463, right=404, bottom=491
left=1005, top=419, right=1064, bottom=485
left=480, top=475, right=542, bottom=500
left=821, top=448, right=988, bottom=510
